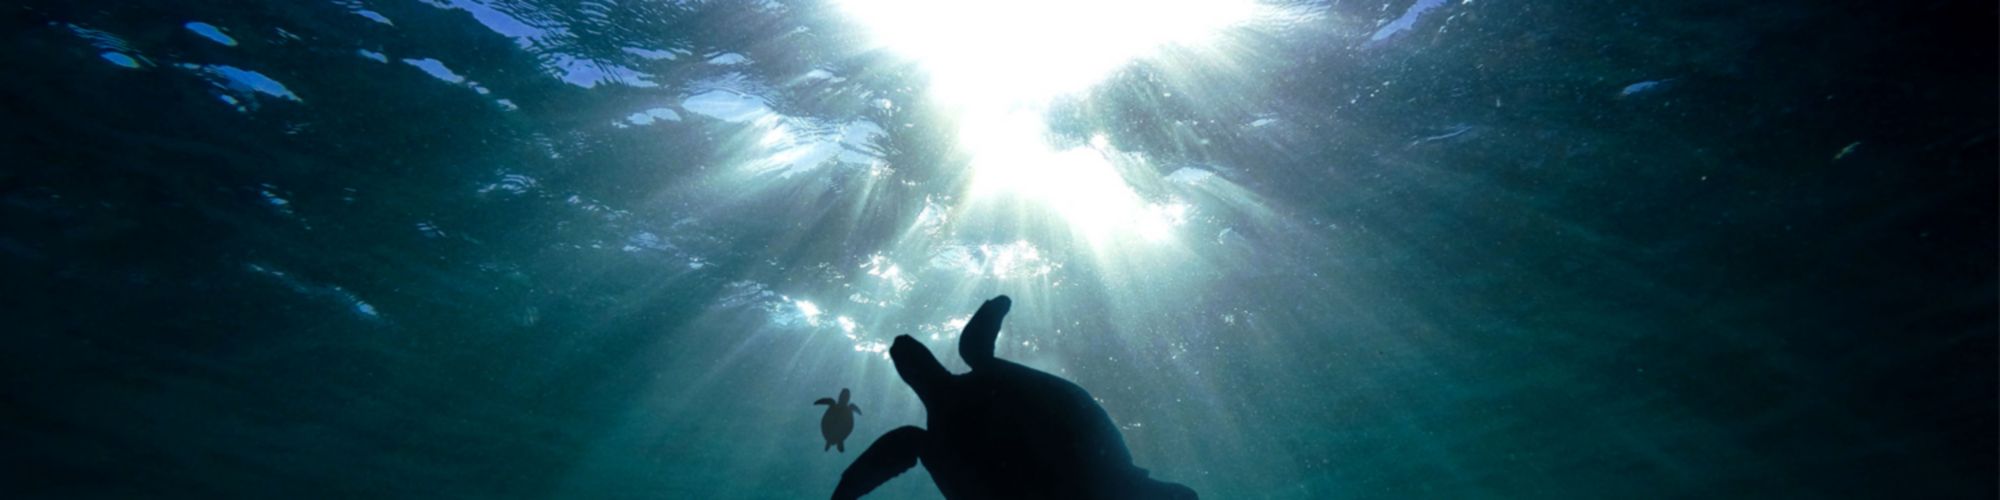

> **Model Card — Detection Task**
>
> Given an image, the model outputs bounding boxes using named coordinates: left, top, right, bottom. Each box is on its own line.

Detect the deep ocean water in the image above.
left=3, top=0, right=1994, bottom=498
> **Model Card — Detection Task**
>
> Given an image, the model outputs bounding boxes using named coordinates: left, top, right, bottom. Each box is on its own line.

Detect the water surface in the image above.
left=3, top=0, right=1994, bottom=498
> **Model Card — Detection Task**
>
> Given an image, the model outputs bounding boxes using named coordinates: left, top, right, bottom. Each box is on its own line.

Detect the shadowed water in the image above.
left=2, top=0, right=1994, bottom=498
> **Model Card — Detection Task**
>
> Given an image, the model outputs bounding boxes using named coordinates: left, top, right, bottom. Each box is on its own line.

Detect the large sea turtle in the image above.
left=831, top=296, right=1196, bottom=500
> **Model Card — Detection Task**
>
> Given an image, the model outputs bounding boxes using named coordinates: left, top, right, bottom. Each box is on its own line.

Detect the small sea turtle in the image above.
left=832, top=296, right=1196, bottom=499
left=815, top=388, right=862, bottom=452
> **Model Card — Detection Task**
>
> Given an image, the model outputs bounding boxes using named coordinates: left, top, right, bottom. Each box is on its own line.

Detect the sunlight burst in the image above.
left=839, top=0, right=1257, bottom=242
left=837, top=0, right=1254, bottom=104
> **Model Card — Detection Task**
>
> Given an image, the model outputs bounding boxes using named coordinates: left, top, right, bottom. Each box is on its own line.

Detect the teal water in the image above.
left=3, top=1, right=1994, bottom=498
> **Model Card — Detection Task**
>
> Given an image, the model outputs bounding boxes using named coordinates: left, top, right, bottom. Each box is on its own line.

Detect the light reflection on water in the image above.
left=11, top=0, right=1987, bottom=498
left=33, top=2, right=1380, bottom=496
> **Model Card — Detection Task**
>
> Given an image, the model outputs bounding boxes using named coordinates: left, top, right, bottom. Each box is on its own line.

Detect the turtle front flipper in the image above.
left=890, top=335, right=949, bottom=403
left=957, top=295, right=1012, bottom=369
left=832, top=426, right=926, bottom=500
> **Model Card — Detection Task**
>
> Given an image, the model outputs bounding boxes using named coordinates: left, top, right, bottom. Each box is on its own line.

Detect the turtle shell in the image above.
left=918, top=358, right=1146, bottom=498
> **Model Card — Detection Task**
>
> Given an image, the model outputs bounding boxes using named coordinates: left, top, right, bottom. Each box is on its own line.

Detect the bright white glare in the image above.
left=861, top=253, right=915, bottom=293
left=960, top=111, right=1155, bottom=237
left=795, top=300, right=823, bottom=322
left=1137, top=201, right=1192, bottom=242
left=854, top=339, right=890, bottom=358
left=926, top=315, right=971, bottom=342
left=979, top=240, right=1054, bottom=279
left=959, top=115, right=1195, bottom=244
left=839, top=0, right=1256, bottom=105
left=840, top=0, right=1255, bottom=242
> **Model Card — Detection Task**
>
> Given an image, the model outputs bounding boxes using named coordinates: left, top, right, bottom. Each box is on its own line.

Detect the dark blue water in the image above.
left=4, top=0, right=1994, bottom=498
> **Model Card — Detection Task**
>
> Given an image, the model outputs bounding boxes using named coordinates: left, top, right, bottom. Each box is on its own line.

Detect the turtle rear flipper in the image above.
left=957, top=295, right=1012, bottom=369
left=1144, top=479, right=1198, bottom=500
left=833, top=426, right=926, bottom=500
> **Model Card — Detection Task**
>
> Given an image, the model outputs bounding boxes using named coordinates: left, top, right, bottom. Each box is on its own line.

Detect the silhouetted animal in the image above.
left=816, top=388, right=863, bottom=452
left=832, top=296, right=1196, bottom=500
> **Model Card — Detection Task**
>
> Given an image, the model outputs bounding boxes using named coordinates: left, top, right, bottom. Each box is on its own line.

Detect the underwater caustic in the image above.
left=2, top=0, right=1994, bottom=498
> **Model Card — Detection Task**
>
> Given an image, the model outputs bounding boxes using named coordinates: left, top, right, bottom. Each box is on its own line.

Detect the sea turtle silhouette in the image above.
left=815, top=388, right=862, bottom=452
left=832, top=295, right=1196, bottom=500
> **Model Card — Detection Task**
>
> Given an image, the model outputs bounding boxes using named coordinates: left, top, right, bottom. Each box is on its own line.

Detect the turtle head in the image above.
left=890, top=335, right=950, bottom=403
left=838, top=388, right=850, bottom=405
left=958, top=295, right=1012, bottom=369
